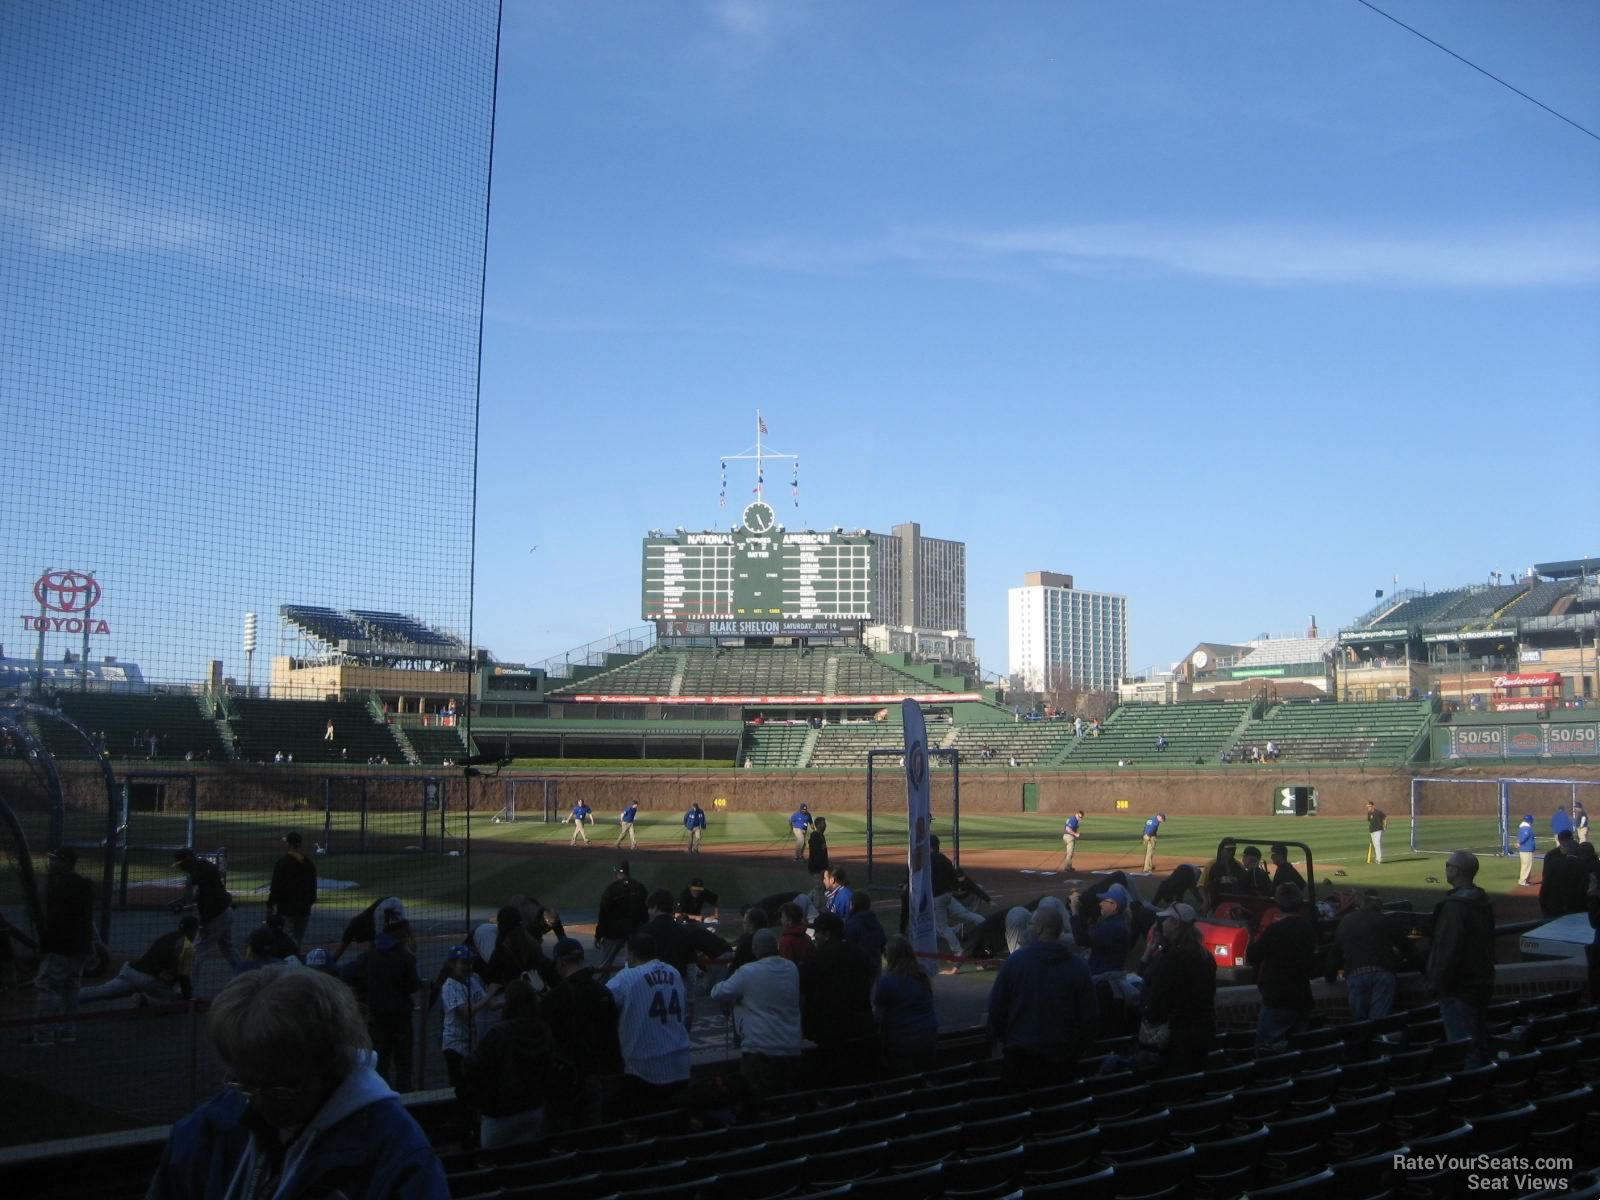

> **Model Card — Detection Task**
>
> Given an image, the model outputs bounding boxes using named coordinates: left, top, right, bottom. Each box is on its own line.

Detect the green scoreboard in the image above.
left=642, top=500, right=875, bottom=622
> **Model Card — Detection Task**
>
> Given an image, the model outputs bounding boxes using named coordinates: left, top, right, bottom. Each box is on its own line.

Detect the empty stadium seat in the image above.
left=943, top=1145, right=1026, bottom=1199
left=845, top=1161, right=943, bottom=1200
left=1244, top=1167, right=1336, bottom=1199
left=1020, top=1166, right=1116, bottom=1199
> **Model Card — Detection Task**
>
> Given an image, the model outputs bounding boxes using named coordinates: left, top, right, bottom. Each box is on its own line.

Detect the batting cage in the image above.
left=1410, top=775, right=1600, bottom=856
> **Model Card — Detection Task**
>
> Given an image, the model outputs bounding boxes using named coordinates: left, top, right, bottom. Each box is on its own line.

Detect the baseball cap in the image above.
left=1157, top=902, right=1197, bottom=923
left=446, top=944, right=474, bottom=962
left=304, top=948, right=329, bottom=965
left=553, top=937, right=585, bottom=961
left=1157, top=812, right=1167, bottom=821
left=752, top=928, right=779, bottom=958
left=1101, top=883, right=1129, bottom=910
left=689, top=878, right=705, bottom=890
left=1524, top=814, right=1535, bottom=823
left=283, top=831, right=303, bottom=846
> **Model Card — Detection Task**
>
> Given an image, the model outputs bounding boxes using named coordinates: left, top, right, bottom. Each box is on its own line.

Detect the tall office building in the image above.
left=870, top=523, right=967, bottom=633
left=1008, top=571, right=1128, bottom=693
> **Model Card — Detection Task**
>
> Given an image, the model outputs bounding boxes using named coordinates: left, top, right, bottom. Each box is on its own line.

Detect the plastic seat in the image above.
left=1169, top=1093, right=1235, bottom=1142
left=1203, top=1061, right=1254, bottom=1095
left=1032, top=1097, right=1097, bottom=1137
left=1384, top=1046, right=1434, bottom=1081
left=1243, top=1167, right=1336, bottom=1199
left=574, top=1138, right=658, bottom=1173
left=1086, top=1085, right=1148, bottom=1121
left=1024, top=1128, right=1103, bottom=1180
left=1098, top=1109, right=1171, bottom=1154
left=1020, top=1165, right=1116, bottom=1199
left=944, top=1145, right=1026, bottom=1198
left=1331, top=1091, right=1396, bottom=1160
left=845, top=1161, right=943, bottom=1200
left=807, top=1141, right=889, bottom=1186
left=1289, top=1026, right=1343, bottom=1051
left=855, top=1090, right=918, bottom=1121
left=832, top=1114, right=909, bottom=1149
left=1100, top=1141, right=1195, bottom=1198
left=1253, top=1050, right=1302, bottom=1080
left=1153, top=1072, right=1208, bottom=1105
left=703, top=1158, right=807, bottom=1200
left=499, top=1173, right=613, bottom=1200
left=1190, top=1123, right=1268, bottom=1196
left=960, top=1113, right=1028, bottom=1154
left=1335, top=1055, right=1390, bottom=1097
left=1465, top=1103, right=1537, bottom=1156
left=1288, top=1067, right=1344, bottom=1111
left=888, top=1124, right=960, bottom=1170
left=1330, top=1147, right=1405, bottom=1200
left=1231, top=1079, right=1294, bottom=1125
left=601, top=1160, right=699, bottom=1192
left=1023, top=1082, right=1093, bottom=1110
left=497, top=1155, right=584, bottom=1190
left=708, top=1144, right=794, bottom=1177
left=1263, top=1106, right=1336, bottom=1179
left=1427, top=1038, right=1472, bottom=1073
left=616, top=1179, right=716, bottom=1200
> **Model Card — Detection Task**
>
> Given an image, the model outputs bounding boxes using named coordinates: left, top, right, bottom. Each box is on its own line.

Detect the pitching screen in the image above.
left=642, top=529, right=875, bottom=622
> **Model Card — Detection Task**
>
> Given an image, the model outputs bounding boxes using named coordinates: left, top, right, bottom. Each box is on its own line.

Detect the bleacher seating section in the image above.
left=428, top=988, right=1600, bottom=1200
left=947, top=720, right=1080, bottom=766
left=32, top=693, right=229, bottom=761
left=546, top=648, right=681, bottom=697
left=1062, top=702, right=1251, bottom=767
left=679, top=649, right=829, bottom=696
left=832, top=652, right=960, bottom=696
left=743, top=723, right=812, bottom=768
left=406, top=725, right=473, bottom=764
left=281, top=604, right=464, bottom=650
left=1362, top=581, right=1583, bottom=631
left=807, top=722, right=913, bottom=768
left=231, top=698, right=407, bottom=765
left=1233, top=699, right=1432, bottom=765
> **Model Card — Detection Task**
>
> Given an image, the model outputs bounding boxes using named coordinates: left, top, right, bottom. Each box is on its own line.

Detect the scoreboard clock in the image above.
left=642, top=519, right=876, bottom=622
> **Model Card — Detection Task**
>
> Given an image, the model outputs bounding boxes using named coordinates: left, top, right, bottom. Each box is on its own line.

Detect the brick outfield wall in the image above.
left=10, top=760, right=1600, bottom=817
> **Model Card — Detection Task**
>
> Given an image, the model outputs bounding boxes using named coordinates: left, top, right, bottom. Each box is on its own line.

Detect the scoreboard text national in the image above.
left=642, top=502, right=875, bottom=622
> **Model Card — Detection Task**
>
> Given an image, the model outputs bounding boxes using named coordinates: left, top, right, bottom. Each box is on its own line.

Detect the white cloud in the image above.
left=732, top=218, right=1600, bottom=288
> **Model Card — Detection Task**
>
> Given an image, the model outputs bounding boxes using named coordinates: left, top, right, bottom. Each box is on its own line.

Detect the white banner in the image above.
left=902, top=698, right=937, bottom=966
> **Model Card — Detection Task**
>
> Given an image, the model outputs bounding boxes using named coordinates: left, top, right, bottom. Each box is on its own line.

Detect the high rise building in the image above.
left=870, top=522, right=966, bottom=633
left=1008, top=571, right=1128, bottom=693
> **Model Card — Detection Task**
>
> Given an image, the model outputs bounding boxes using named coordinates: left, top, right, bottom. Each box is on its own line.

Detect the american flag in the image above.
left=758, top=417, right=768, bottom=434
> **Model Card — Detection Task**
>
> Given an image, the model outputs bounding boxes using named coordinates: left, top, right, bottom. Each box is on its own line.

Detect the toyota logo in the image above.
left=34, top=570, right=101, bottom=614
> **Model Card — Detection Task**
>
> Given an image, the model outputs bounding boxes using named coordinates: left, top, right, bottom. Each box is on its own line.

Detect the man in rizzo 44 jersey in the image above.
left=567, top=802, right=595, bottom=846
left=617, top=802, right=639, bottom=849
left=789, top=804, right=813, bottom=862
left=606, top=931, right=692, bottom=1116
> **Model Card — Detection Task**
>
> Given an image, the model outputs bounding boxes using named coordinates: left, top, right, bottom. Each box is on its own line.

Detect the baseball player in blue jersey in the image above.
left=1062, top=811, right=1084, bottom=871
left=684, top=803, right=707, bottom=854
left=616, top=802, right=639, bottom=849
left=1142, top=813, right=1166, bottom=874
left=566, top=801, right=594, bottom=845
left=606, top=931, right=692, bottom=1114
left=789, top=805, right=813, bottom=862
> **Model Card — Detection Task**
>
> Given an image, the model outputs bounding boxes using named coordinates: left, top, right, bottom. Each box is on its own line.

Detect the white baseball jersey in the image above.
left=606, top=957, right=692, bottom=1085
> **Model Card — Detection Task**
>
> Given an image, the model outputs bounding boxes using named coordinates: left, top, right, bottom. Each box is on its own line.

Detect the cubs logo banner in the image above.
left=902, top=698, right=937, bottom=967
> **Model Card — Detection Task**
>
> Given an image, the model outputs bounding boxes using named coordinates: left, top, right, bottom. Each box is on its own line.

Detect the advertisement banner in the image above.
left=902, top=699, right=938, bottom=967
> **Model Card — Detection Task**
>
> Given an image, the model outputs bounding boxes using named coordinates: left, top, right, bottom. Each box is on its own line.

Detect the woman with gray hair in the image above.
left=148, top=964, right=446, bottom=1198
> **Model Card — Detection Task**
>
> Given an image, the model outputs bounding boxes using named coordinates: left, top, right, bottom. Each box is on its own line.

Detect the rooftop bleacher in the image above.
left=1062, top=701, right=1251, bottom=766
left=1234, top=637, right=1336, bottom=668
left=1232, top=699, right=1432, bottom=765
left=282, top=604, right=367, bottom=644
left=281, top=604, right=465, bottom=653
left=405, top=725, right=474, bottom=765
left=348, top=609, right=462, bottom=648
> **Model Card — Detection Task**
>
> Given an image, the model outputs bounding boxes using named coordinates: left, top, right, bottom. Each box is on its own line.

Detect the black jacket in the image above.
left=1143, top=939, right=1217, bottom=1033
left=595, top=877, right=649, bottom=942
left=807, top=833, right=830, bottom=875
left=1327, top=908, right=1412, bottom=978
left=267, top=853, right=318, bottom=916
left=642, top=913, right=729, bottom=976
left=350, top=936, right=419, bottom=1020
left=41, top=871, right=96, bottom=956
left=460, top=1017, right=572, bottom=1117
left=133, top=930, right=194, bottom=998
left=182, top=860, right=231, bottom=923
left=1246, top=911, right=1318, bottom=1011
left=1426, top=886, right=1496, bottom=1005
left=539, top=967, right=623, bottom=1078
left=801, top=940, right=875, bottom=1045
left=1540, top=850, right=1589, bottom=918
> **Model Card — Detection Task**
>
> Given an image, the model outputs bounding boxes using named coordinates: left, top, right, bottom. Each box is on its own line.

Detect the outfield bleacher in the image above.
left=406, top=725, right=473, bottom=764
left=807, top=722, right=908, bottom=768
left=1231, top=699, right=1432, bottom=765
left=1062, top=702, right=1251, bottom=767
left=833, top=652, right=959, bottom=696
left=679, top=648, right=829, bottom=697
left=32, top=692, right=229, bottom=761
left=546, top=648, right=681, bottom=697
left=743, top=722, right=812, bottom=768
left=948, top=720, right=1080, bottom=766
left=232, top=698, right=407, bottom=765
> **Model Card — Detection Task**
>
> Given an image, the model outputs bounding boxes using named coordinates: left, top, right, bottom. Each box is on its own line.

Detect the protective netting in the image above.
left=1, top=0, right=496, bottom=1147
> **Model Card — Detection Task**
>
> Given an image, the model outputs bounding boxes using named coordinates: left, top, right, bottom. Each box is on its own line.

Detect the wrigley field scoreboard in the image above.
left=642, top=500, right=875, bottom=622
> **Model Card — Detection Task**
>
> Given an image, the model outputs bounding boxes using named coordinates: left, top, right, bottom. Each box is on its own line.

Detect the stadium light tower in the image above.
left=243, top=612, right=258, bottom=695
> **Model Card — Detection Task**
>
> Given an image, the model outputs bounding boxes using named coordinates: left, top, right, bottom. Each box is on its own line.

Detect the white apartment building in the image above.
left=1008, top=571, right=1128, bottom=694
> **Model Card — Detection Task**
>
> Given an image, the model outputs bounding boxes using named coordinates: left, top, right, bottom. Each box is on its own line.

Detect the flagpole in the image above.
left=755, top=409, right=763, bottom=501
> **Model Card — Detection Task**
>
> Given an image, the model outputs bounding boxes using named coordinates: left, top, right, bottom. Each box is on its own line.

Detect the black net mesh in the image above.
left=0, top=0, right=496, bottom=1147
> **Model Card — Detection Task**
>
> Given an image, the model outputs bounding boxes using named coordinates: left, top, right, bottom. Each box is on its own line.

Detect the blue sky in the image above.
left=476, top=0, right=1600, bottom=676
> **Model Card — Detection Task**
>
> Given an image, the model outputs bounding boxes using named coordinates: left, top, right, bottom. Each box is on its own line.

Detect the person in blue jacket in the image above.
left=789, top=804, right=814, bottom=862
left=148, top=964, right=447, bottom=1199
left=1517, top=814, right=1537, bottom=886
left=684, top=803, right=708, bottom=854
left=987, top=905, right=1097, bottom=1089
